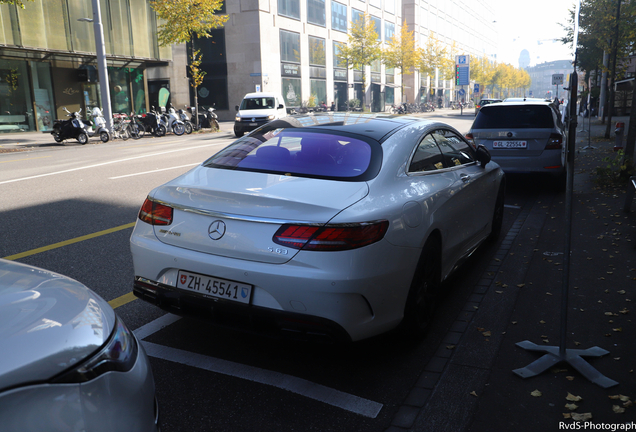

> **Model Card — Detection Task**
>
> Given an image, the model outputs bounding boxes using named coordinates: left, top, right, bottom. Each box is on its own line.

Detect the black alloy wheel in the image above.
left=402, top=236, right=442, bottom=337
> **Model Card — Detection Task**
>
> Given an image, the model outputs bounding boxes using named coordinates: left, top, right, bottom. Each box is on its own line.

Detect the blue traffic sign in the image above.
left=458, top=89, right=466, bottom=96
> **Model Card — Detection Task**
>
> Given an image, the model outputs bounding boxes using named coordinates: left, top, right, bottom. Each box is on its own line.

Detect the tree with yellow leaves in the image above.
left=383, top=21, right=418, bottom=103
left=150, top=0, right=228, bottom=126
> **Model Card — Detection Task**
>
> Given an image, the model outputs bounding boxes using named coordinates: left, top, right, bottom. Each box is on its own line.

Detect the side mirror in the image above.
left=476, top=144, right=491, bottom=167
left=235, top=105, right=239, bottom=111
left=278, top=104, right=284, bottom=109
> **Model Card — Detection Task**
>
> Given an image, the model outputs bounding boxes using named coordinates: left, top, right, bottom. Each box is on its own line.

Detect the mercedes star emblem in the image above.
left=208, top=220, right=226, bottom=240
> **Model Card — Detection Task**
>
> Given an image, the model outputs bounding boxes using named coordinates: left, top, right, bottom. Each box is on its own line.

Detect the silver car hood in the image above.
left=0, top=259, right=115, bottom=390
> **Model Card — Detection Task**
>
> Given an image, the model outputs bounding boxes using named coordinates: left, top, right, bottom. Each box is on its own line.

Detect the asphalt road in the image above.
left=0, top=113, right=552, bottom=432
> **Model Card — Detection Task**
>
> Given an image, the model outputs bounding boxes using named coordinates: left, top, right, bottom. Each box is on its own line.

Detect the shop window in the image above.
left=310, top=79, right=327, bottom=107
left=283, top=78, right=301, bottom=108
left=0, top=60, right=34, bottom=132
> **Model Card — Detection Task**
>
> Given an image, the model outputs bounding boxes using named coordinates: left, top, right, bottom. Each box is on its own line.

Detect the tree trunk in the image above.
left=624, top=82, right=636, bottom=161
left=604, top=0, right=622, bottom=138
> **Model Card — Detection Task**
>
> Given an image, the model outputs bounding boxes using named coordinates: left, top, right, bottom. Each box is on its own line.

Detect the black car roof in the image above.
left=259, top=113, right=434, bottom=142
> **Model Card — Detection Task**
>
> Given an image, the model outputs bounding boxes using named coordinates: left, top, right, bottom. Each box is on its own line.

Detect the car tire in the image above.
left=234, top=129, right=244, bottom=138
left=77, top=132, right=88, bottom=145
left=401, top=236, right=441, bottom=338
left=488, top=184, right=505, bottom=242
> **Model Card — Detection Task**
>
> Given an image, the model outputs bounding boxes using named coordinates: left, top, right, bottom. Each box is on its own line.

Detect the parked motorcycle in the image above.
left=87, top=107, right=110, bottom=143
left=51, top=108, right=89, bottom=144
left=161, top=106, right=185, bottom=136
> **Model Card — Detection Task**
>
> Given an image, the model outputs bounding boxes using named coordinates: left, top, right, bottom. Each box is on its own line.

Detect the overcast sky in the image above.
left=491, top=0, right=576, bottom=67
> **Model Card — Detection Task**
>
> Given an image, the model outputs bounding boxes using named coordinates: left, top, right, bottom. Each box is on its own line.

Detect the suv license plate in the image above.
left=493, top=140, right=527, bottom=148
left=177, top=270, right=252, bottom=304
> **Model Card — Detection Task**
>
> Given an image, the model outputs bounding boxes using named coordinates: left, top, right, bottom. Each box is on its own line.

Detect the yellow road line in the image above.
left=108, top=291, right=137, bottom=309
left=2, top=222, right=136, bottom=261
left=0, top=156, right=52, bottom=164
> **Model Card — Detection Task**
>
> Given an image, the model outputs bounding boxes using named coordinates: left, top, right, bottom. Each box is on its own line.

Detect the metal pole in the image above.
left=90, top=0, right=113, bottom=132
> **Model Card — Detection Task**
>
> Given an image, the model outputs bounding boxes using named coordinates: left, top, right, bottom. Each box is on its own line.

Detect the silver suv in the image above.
left=466, top=100, right=567, bottom=188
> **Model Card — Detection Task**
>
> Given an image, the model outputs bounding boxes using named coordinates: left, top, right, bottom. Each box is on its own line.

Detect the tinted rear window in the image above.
left=473, top=105, right=555, bottom=129
left=205, top=130, right=374, bottom=180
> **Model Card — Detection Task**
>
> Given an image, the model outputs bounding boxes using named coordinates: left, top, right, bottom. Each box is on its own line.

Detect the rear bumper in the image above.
left=134, top=277, right=351, bottom=343
left=491, top=150, right=565, bottom=174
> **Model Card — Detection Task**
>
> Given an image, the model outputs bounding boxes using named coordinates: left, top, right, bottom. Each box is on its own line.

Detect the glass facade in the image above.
left=0, top=0, right=167, bottom=132
left=283, top=78, right=301, bottom=107
left=310, top=80, right=327, bottom=106
left=309, top=37, right=326, bottom=66
left=385, top=21, right=395, bottom=41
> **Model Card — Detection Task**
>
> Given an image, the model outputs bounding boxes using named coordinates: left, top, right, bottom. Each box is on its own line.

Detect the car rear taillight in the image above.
left=475, top=105, right=481, bottom=109
left=545, top=133, right=563, bottom=150
left=139, top=198, right=173, bottom=226
left=273, top=221, right=389, bottom=251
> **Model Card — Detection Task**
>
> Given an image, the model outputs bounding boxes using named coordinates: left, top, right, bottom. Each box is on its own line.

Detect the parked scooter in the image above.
left=51, top=108, right=89, bottom=144
left=161, top=106, right=185, bottom=136
left=178, top=107, right=193, bottom=134
left=87, top=107, right=110, bottom=143
left=139, top=107, right=166, bottom=137
left=196, top=105, right=219, bottom=131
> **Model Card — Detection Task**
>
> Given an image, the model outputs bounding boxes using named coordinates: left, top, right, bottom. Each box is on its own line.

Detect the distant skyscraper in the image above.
left=519, top=49, right=531, bottom=69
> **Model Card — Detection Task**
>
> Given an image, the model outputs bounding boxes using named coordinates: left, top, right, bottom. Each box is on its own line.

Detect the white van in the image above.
left=234, top=92, right=287, bottom=137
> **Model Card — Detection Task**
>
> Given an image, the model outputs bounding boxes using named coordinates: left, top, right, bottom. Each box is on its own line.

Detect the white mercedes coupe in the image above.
left=130, top=113, right=505, bottom=342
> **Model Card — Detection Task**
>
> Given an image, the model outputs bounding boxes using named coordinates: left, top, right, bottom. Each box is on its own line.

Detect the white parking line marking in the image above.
left=0, top=144, right=218, bottom=186
left=134, top=313, right=182, bottom=340
left=109, top=163, right=199, bottom=179
left=504, top=204, right=521, bottom=209
left=142, top=341, right=384, bottom=418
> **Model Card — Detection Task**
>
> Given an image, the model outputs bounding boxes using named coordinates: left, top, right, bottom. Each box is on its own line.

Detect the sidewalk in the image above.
left=388, top=115, right=636, bottom=431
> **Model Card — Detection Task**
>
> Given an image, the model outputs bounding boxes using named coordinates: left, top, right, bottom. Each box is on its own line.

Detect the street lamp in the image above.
left=78, top=0, right=112, bottom=132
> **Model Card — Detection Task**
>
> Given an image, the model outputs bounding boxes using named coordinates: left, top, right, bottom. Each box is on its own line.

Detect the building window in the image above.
left=385, top=21, right=395, bottom=41
left=283, top=78, right=302, bottom=107
left=386, top=86, right=394, bottom=104
left=307, top=0, right=326, bottom=26
left=280, top=30, right=301, bottom=63
left=370, top=15, right=381, bottom=40
left=369, top=0, right=380, bottom=9
left=352, top=9, right=364, bottom=26
left=310, top=79, right=327, bottom=106
left=309, top=36, right=326, bottom=66
left=279, top=0, right=300, bottom=19
left=331, top=1, right=347, bottom=32
left=333, top=41, right=347, bottom=69
left=385, top=0, right=395, bottom=14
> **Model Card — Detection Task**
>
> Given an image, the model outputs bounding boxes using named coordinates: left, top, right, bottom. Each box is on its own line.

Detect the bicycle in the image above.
left=129, top=112, right=146, bottom=139
left=112, top=113, right=131, bottom=140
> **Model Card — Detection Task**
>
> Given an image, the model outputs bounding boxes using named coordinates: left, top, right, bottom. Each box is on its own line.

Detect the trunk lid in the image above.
left=150, top=167, right=369, bottom=264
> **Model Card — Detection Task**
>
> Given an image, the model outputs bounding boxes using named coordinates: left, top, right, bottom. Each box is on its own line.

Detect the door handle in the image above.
left=460, top=173, right=471, bottom=182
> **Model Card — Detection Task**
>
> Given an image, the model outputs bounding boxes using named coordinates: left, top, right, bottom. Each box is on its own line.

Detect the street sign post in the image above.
left=552, top=74, right=564, bottom=101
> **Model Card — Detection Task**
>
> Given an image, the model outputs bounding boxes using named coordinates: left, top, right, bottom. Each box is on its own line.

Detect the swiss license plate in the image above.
left=493, top=140, right=527, bottom=148
left=177, top=270, right=252, bottom=304
left=249, top=122, right=258, bottom=126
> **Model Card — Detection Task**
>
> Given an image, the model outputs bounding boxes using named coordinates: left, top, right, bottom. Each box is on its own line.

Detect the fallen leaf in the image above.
left=613, top=328, right=623, bottom=332
left=613, top=405, right=625, bottom=414
left=495, top=290, right=503, bottom=294
left=574, top=341, right=581, bottom=346
left=562, top=413, right=571, bottom=419
left=476, top=327, right=485, bottom=332
left=482, top=331, right=491, bottom=337
left=470, top=391, right=478, bottom=397
left=565, top=403, right=578, bottom=411
left=619, top=395, right=630, bottom=402
left=566, top=376, right=575, bottom=381
left=446, top=345, right=455, bottom=350
left=618, top=290, right=626, bottom=294
left=531, top=390, right=542, bottom=397
left=517, top=283, right=525, bottom=288
left=566, top=393, right=583, bottom=402
left=540, top=320, right=546, bottom=324
left=624, top=401, right=633, bottom=408
left=571, top=413, right=592, bottom=421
